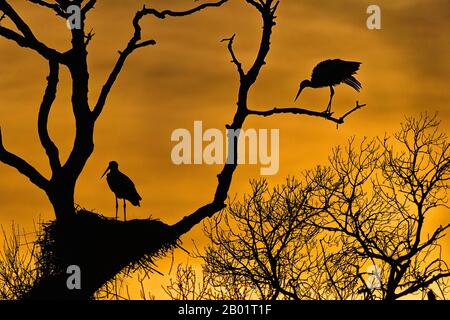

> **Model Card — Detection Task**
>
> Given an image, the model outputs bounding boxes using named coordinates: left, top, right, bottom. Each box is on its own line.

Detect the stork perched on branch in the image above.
left=295, top=59, right=362, bottom=114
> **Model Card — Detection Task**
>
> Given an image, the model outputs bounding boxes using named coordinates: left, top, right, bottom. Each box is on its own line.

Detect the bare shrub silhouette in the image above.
left=0, top=224, right=39, bottom=299
left=0, top=0, right=363, bottom=299
left=164, top=264, right=219, bottom=300
left=165, top=114, right=450, bottom=300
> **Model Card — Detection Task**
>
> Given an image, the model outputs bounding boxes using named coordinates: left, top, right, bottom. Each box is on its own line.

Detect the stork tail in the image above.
left=344, top=76, right=362, bottom=92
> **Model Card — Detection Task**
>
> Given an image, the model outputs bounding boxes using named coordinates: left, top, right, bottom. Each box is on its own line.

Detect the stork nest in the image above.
left=27, top=209, right=180, bottom=299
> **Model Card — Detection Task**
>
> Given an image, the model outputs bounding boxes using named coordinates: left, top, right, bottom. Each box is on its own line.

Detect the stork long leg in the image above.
left=123, top=199, right=127, bottom=221
left=115, top=196, right=118, bottom=220
left=326, top=86, right=335, bottom=114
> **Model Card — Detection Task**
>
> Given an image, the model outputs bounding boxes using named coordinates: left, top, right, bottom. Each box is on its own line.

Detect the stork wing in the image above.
left=117, top=172, right=142, bottom=202
left=311, top=59, right=361, bottom=86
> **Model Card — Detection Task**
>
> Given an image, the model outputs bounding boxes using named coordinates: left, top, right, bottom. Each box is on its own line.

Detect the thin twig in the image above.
left=221, top=34, right=245, bottom=78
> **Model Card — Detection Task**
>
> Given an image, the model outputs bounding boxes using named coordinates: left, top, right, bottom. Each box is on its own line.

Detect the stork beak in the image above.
left=294, top=86, right=304, bottom=102
left=101, top=166, right=110, bottom=179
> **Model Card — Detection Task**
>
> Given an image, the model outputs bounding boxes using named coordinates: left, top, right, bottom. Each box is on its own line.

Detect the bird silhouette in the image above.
left=294, top=59, right=362, bottom=113
left=101, top=161, right=142, bottom=221
left=427, top=289, right=437, bottom=300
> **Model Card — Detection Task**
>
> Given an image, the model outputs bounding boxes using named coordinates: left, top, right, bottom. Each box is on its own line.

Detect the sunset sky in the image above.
left=0, top=0, right=449, bottom=299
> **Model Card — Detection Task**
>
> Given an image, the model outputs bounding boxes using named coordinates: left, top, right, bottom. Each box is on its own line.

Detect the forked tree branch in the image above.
left=92, top=0, right=229, bottom=120
left=173, top=0, right=280, bottom=235
left=84, top=29, right=94, bottom=46
left=1, top=0, right=36, bottom=39
left=38, top=60, right=61, bottom=172
left=221, top=34, right=245, bottom=78
left=0, top=0, right=61, bottom=59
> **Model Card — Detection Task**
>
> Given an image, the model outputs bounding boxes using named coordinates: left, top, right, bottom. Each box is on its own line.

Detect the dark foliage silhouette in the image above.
left=295, top=59, right=362, bottom=113
left=0, top=0, right=364, bottom=299
left=101, top=161, right=142, bottom=221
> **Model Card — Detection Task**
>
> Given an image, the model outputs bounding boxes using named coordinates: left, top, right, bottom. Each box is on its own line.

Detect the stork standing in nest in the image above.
left=101, top=161, right=142, bottom=221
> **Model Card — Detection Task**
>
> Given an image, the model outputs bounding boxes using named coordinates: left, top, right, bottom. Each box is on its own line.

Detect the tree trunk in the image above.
left=47, top=180, right=76, bottom=221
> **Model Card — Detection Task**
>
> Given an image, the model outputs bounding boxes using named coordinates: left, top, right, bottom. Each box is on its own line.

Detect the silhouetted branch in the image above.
left=171, top=203, right=226, bottom=236
left=164, top=264, right=216, bottom=300
left=138, top=0, right=229, bottom=19
left=0, top=25, right=60, bottom=60
left=221, top=34, right=245, bottom=78
left=248, top=101, right=366, bottom=125
left=270, top=1, right=280, bottom=15
left=339, top=101, right=365, bottom=121
left=28, top=0, right=66, bottom=17
left=395, top=272, right=450, bottom=299
left=172, top=1, right=295, bottom=241
left=245, top=0, right=264, bottom=13
left=38, top=60, right=61, bottom=172
left=132, top=39, right=156, bottom=49
left=319, top=240, right=344, bottom=300
left=92, top=0, right=228, bottom=120
left=84, top=29, right=94, bottom=46
left=0, top=128, right=49, bottom=191
left=81, top=0, right=96, bottom=14
left=245, top=1, right=276, bottom=84
left=1, top=0, right=36, bottom=38
left=418, top=223, right=450, bottom=248
left=0, top=0, right=61, bottom=59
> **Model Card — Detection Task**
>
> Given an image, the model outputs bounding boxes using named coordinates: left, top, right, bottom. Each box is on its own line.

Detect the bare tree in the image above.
left=310, top=114, right=450, bottom=300
left=0, top=0, right=363, bottom=299
left=166, top=115, right=450, bottom=300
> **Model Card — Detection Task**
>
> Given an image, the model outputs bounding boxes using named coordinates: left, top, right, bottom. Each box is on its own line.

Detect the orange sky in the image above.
left=0, top=0, right=449, bottom=299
